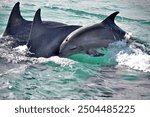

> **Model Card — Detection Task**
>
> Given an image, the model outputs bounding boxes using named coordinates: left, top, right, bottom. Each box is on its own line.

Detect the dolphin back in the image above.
left=27, top=9, right=81, bottom=57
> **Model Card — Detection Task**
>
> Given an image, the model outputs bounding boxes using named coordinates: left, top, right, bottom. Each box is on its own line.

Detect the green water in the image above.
left=0, top=0, right=150, bottom=99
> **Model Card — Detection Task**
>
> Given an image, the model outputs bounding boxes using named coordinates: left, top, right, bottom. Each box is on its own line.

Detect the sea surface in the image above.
left=0, top=0, right=150, bottom=99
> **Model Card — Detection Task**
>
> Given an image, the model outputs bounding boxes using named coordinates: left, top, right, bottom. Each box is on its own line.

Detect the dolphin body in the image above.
left=3, top=2, right=142, bottom=58
left=59, top=12, right=135, bottom=57
left=3, top=2, right=67, bottom=47
left=27, top=9, right=81, bottom=57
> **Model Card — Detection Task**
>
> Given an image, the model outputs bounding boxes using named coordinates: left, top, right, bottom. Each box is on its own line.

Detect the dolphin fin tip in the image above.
left=113, top=11, right=119, bottom=16
left=103, top=11, right=120, bottom=24
left=13, top=2, right=21, bottom=15
left=9, top=1, right=24, bottom=22
left=16, top=2, right=20, bottom=6
left=34, top=8, right=42, bottom=23
left=36, top=8, right=41, bottom=16
left=37, top=8, right=41, bottom=12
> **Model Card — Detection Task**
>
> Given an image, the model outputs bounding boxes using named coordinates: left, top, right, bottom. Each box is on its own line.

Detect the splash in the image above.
left=0, top=36, right=75, bottom=66
left=105, top=40, right=150, bottom=72
left=116, top=44, right=150, bottom=72
left=13, top=45, right=76, bottom=66
left=48, top=56, right=76, bottom=66
left=1, top=34, right=150, bottom=72
left=13, top=45, right=28, bottom=55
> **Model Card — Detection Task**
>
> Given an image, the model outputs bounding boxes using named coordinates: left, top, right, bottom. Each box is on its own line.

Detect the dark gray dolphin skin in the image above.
left=27, top=9, right=81, bottom=57
left=59, top=12, right=136, bottom=57
left=3, top=2, right=66, bottom=47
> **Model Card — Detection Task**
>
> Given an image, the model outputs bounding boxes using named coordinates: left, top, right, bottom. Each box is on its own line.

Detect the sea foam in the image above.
left=116, top=47, right=150, bottom=72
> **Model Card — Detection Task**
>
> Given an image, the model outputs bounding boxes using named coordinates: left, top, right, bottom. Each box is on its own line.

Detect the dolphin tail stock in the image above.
left=3, top=2, right=26, bottom=36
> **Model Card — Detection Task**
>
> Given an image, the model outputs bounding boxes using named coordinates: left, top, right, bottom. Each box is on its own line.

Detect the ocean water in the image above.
left=0, top=0, right=150, bottom=99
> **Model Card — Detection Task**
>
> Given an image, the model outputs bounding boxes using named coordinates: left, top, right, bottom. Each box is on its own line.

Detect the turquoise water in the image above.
left=0, top=0, right=150, bottom=99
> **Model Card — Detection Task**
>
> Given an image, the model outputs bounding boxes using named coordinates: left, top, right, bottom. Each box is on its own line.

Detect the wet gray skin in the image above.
left=2, top=2, right=81, bottom=57
left=27, top=9, right=81, bottom=57
left=3, top=2, right=67, bottom=47
left=59, top=12, right=137, bottom=57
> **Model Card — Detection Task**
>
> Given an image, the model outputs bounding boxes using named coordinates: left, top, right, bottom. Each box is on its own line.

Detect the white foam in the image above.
left=37, top=56, right=76, bottom=67
left=124, top=32, right=132, bottom=40
left=116, top=45, right=150, bottom=72
left=0, top=38, right=75, bottom=65
left=13, top=45, right=28, bottom=55
left=107, top=41, right=150, bottom=72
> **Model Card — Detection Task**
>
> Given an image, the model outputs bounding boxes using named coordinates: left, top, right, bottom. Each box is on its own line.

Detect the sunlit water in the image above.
left=0, top=0, right=150, bottom=99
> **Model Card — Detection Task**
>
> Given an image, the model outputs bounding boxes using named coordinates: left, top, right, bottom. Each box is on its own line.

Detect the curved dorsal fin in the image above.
left=32, top=9, right=42, bottom=25
left=28, top=9, right=46, bottom=42
left=3, top=2, right=25, bottom=36
left=102, top=11, right=119, bottom=25
left=7, top=2, right=25, bottom=25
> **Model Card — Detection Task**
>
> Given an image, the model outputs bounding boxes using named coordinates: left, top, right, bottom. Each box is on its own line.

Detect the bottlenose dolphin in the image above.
left=27, top=9, right=81, bottom=57
left=59, top=12, right=136, bottom=57
left=3, top=2, right=66, bottom=47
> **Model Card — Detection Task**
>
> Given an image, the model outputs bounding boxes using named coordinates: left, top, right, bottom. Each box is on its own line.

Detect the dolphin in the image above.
left=3, top=2, right=66, bottom=47
left=59, top=12, right=136, bottom=57
left=27, top=9, right=81, bottom=57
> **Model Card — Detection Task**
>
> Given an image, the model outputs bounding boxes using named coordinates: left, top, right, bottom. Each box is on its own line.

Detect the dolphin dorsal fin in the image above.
left=32, top=9, right=42, bottom=25
left=29, top=9, right=45, bottom=39
left=3, top=2, right=25, bottom=36
left=7, top=2, right=25, bottom=25
left=102, top=11, right=119, bottom=25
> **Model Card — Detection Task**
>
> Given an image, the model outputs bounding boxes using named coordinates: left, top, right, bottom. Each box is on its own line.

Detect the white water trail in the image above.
left=116, top=46, right=150, bottom=72
left=0, top=39, right=75, bottom=66
left=108, top=41, right=150, bottom=72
